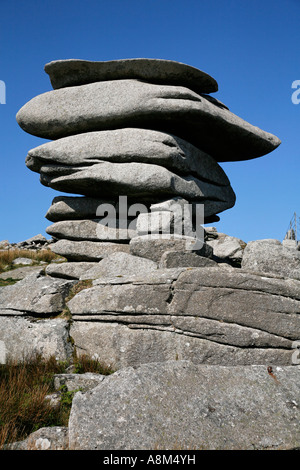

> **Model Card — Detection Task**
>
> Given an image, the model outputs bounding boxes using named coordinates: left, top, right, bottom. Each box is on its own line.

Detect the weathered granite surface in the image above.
left=44, top=58, right=219, bottom=94
left=16, top=80, right=280, bottom=161
left=68, top=361, right=300, bottom=450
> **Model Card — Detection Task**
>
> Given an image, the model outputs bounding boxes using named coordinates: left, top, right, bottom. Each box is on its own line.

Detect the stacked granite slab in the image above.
left=16, top=58, right=281, bottom=276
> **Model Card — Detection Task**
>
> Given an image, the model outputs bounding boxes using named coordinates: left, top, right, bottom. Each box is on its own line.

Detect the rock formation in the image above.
left=16, top=58, right=280, bottom=272
left=6, top=59, right=299, bottom=450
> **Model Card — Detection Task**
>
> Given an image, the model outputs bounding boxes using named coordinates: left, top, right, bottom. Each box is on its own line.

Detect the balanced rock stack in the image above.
left=16, top=58, right=280, bottom=276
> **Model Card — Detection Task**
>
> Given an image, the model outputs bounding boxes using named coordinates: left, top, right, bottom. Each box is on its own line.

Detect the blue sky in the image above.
left=0, top=0, right=299, bottom=243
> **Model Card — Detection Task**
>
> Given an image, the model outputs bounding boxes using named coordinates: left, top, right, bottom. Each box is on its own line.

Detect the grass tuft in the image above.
left=0, top=352, right=114, bottom=449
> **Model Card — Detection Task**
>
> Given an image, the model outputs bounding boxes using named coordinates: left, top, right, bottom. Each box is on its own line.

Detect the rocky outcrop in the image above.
left=0, top=316, right=72, bottom=363
left=67, top=265, right=299, bottom=368
left=16, top=58, right=280, bottom=267
left=7, top=58, right=295, bottom=450
left=68, top=361, right=300, bottom=450
left=242, top=239, right=300, bottom=280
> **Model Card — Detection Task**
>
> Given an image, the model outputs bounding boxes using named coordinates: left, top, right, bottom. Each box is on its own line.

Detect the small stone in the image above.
left=12, top=257, right=35, bottom=266
left=241, top=239, right=300, bottom=280
left=130, top=234, right=212, bottom=263
left=159, top=251, right=218, bottom=268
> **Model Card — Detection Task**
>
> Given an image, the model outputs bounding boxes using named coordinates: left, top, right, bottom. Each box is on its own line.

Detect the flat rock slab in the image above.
left=44, top=58, right=218, bottom=93
left=0, top=265, right=45, bottom=280
left=80, top=252, right=158, bottom=280
left=130, top=235, right=212, bottom=263
left=41, top=161, right=235, bottom=218
left=50, top=239, right=130, bottom=261
left=46, top=196, right=117, bottom=222
left=241, top=239, right=300, bottom=280
left=27, top=128, right=230, bottom=186
left=68, top=266, right=299, bottom=367
left=68, top=361, right=300, bottom=450
left=16, top=80, right=280, bottom=162
left=46, top=218, right=137, bottom=242
left=53, top=372, right=105, bottom=392
left=0, top=317, right=72, bottom=363
left=45, top=262, right=97, bottom=279
left=159, top=250, right=218, bottom=268
left=0, top=272, right=74, bottom=316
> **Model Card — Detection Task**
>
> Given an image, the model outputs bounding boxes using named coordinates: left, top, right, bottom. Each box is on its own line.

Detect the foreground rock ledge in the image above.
left=68, top=361, right=300, bottom=450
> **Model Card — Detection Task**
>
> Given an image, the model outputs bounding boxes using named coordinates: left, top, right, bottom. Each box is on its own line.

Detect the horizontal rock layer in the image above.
left=45, top=58, right=219, bottom=93
left=40, top=161, right=235, bottom=217
left=67, top=266, right=300, bottom=367
left=16, top=80, right=280, bottom=161
left=26, top=128, right=230, bottom=185
left=46, top=219, right=137, bottom=242
left=50, top=239, right=131, bottom=261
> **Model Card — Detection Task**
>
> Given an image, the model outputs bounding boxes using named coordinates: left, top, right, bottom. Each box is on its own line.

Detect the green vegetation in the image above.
left=0, top=278, right=20, bottom=286
left=0, top=352, right=114, bottom=449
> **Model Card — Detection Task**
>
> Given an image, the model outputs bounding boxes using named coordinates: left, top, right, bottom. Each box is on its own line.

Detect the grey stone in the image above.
left=46, top=196, right=117, bottom=222
left=16, top=80, right=280, bottom=162
left=206, top=232, right=246, bottom=265
left=282, top=239, right=298, bottom=250
left=45, top=262, right=97, bottom=279
left=242, top=239, right=300, bottom=280
left=12, top=257, right=35, bottom=266
left=21, top=234, right=48, bottom=245
left=0, top=265, right=44, bottom=280
left=68, top=266, right=300, bottom=367
left=41, top=161, right=235, bottom=218
left=26, top=128, right=231, bottom=186
left=0, top=317, right=72, bottom=364
left=204, top=226, right=219, bottom=239
left=50, top=239, right=130, bottom=262
left=91, top=266, right=186, bottom=287
left=130, top=234, right=212, bottom=263
left=68, top=281, right=171, bottom=318
left=136, top=211, right=175, bottom=235
left=45, top=58, right=218, bottom=93
left=10, top=427, right=69, bottom=450
left=80, top=252, right=157, bottom=280
left=170, top=268, right=300, bottom=341
left=70, top=321, right=293, bottom=369
left=0, top=240, right=10, bottom=249
left=68, top=361, right=300, bottom=450
left=0, top=272, right=74, bottom=316
left=46, top=218, right=137, bottom=242
left=159, top=251, right=218, bottom=268
left=53, top=372, right=105, bottom=392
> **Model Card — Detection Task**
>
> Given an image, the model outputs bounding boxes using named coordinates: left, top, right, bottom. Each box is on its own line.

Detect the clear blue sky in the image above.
left=0, top=0, right=299, bottom=243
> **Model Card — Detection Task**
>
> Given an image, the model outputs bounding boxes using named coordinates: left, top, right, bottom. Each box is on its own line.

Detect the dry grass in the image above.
left=72, top=353, right=115, bottom=376
left=0, top=248, right=60, bottom=274
left=0, top=354, right=66, bottom=449
left=0, top=352, right=114, bottom=449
